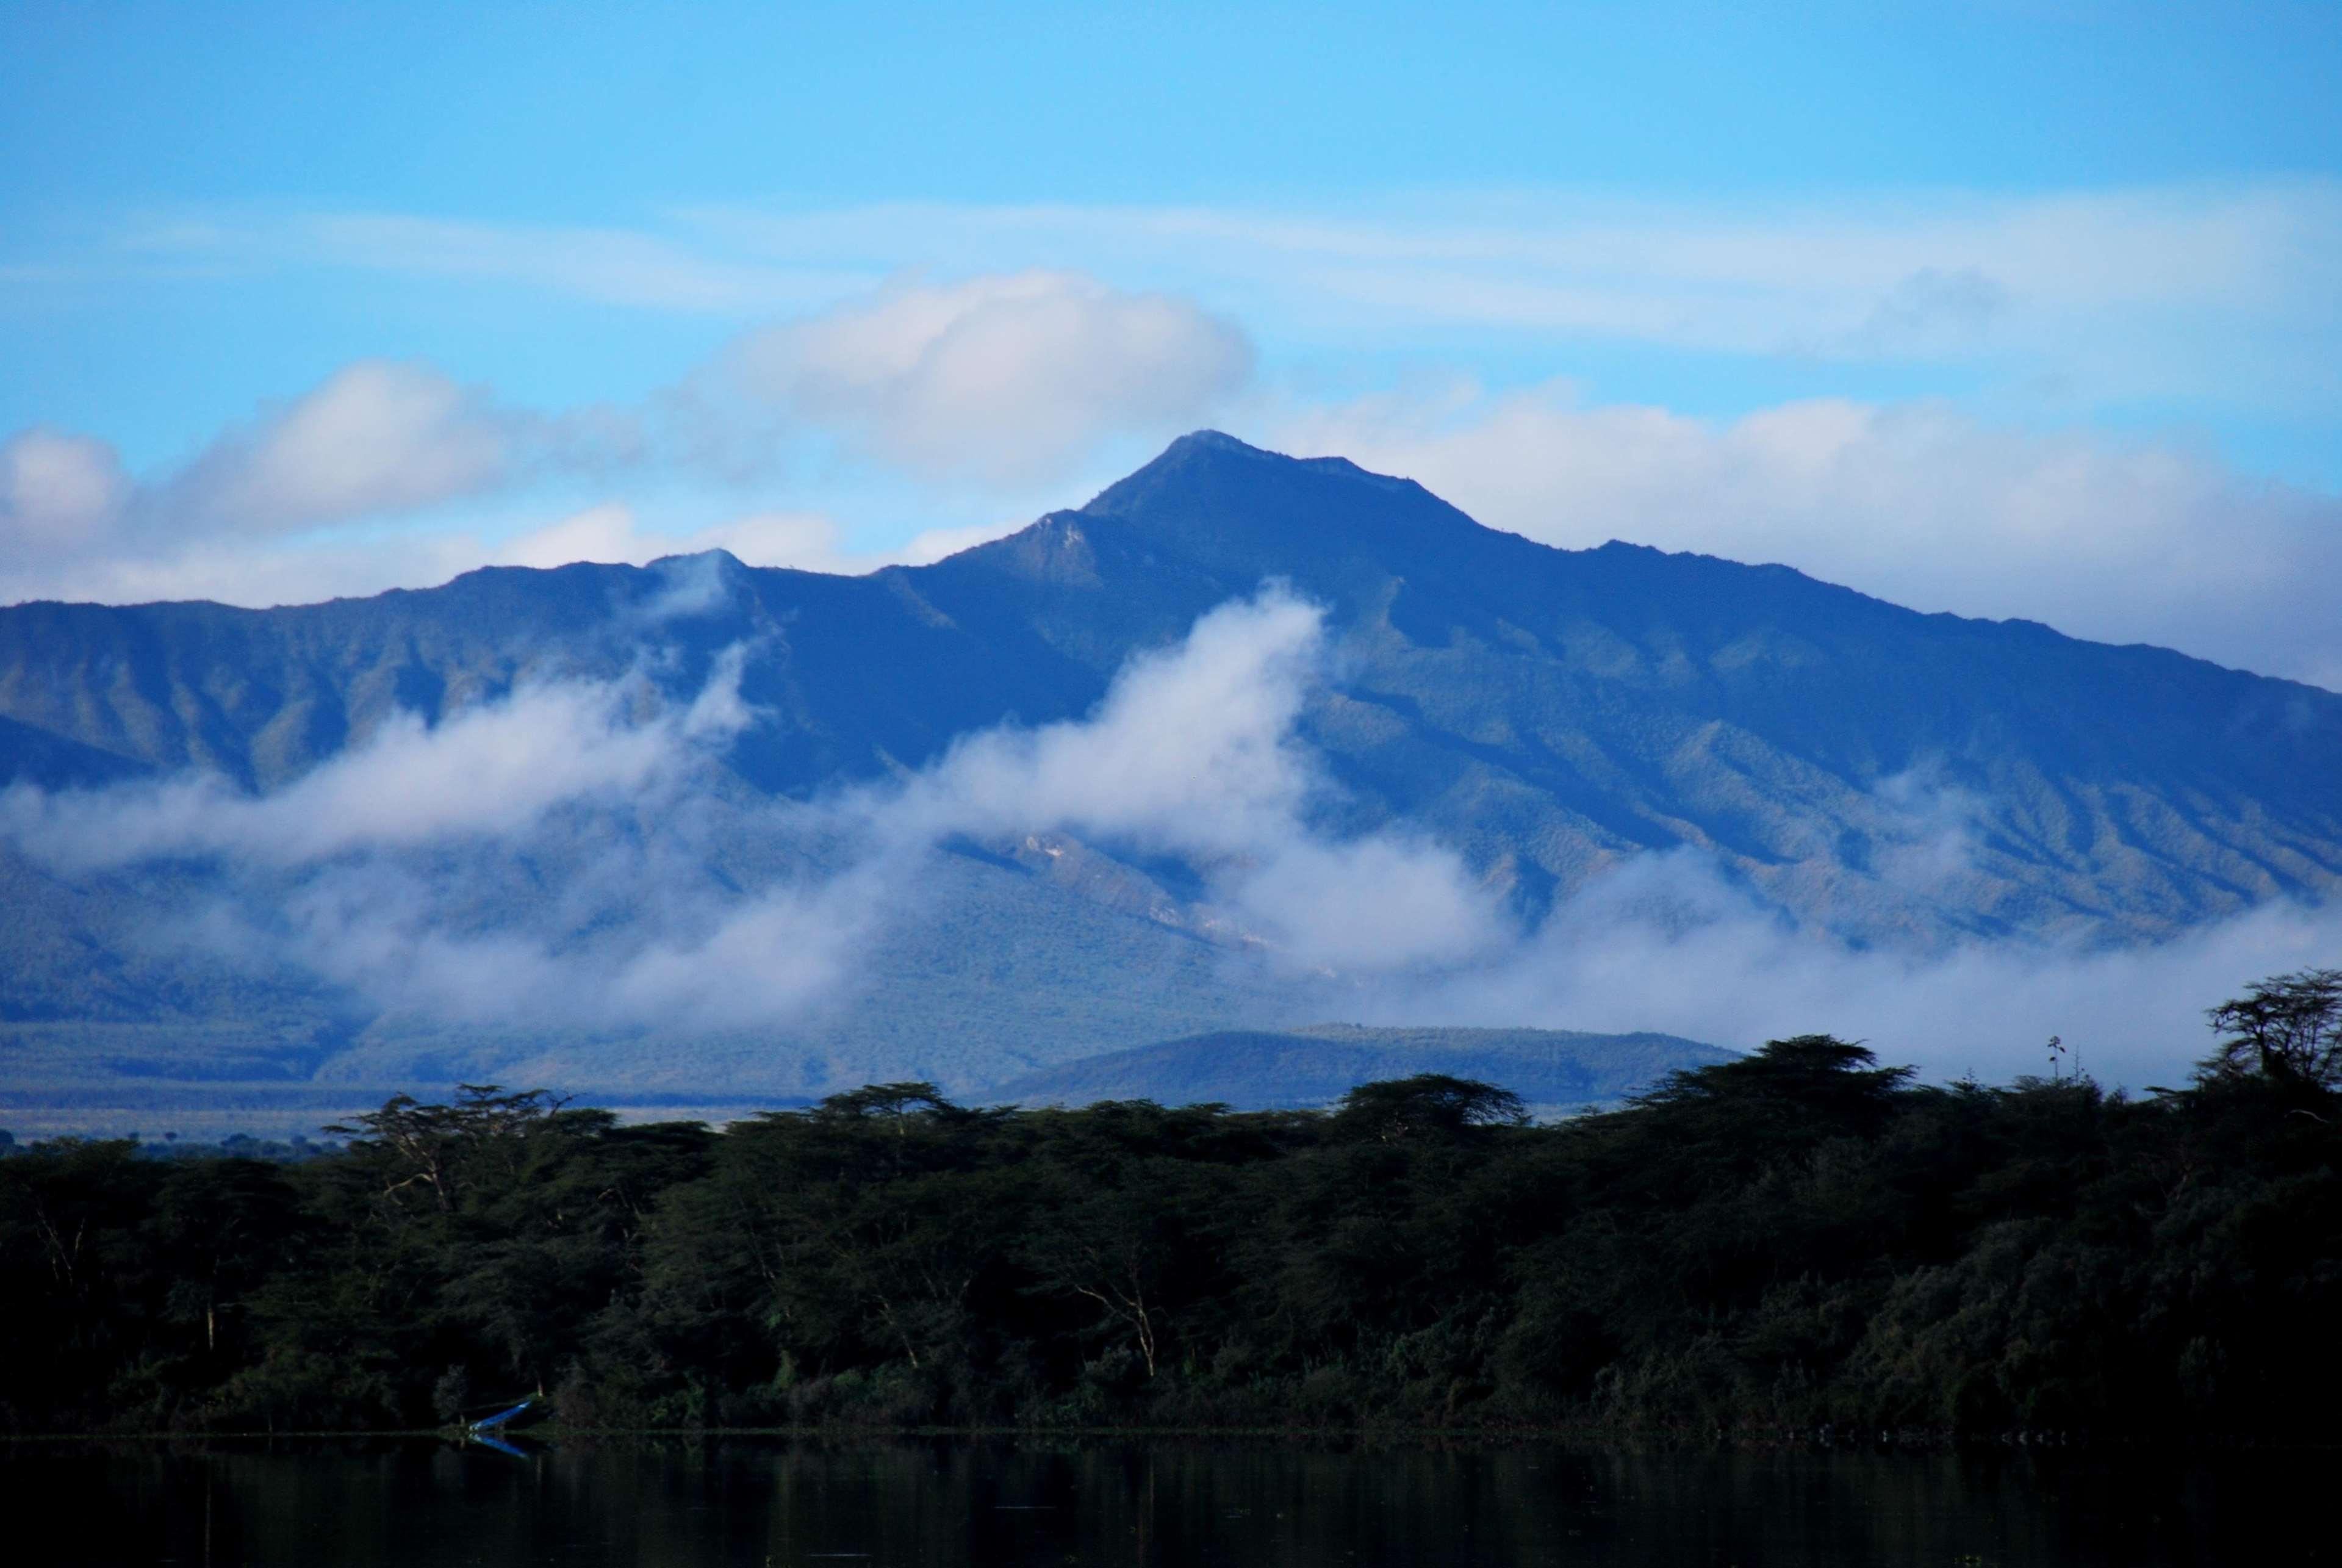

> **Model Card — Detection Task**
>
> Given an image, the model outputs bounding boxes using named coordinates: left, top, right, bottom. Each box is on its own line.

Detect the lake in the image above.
left=3, top=1436, right=2324, bottom=1566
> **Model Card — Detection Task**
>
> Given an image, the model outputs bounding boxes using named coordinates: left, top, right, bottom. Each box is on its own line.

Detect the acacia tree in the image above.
left=1331, top=1075, right=1528, bottom=1143
left=325, top=1085, right=577, bottom=1214
left=671, top=1084, right=1018, bottom=1379
left=2203, top=968, right=2342, bottom=1090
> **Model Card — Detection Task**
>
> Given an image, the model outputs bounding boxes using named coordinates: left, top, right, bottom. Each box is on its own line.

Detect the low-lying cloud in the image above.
left=4, top=647, right=753, bottom=871
left=0, top=589, right=1486, bottom=1034
left=1346, top=846, right=2342, bottom=1093
left=2, top=587, right=2331, bottom=1084
left=882, top=590, right=1501, bottom=970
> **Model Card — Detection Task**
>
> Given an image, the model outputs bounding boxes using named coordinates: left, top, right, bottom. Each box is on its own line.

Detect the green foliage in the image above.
left=7, top=992, right=2342, bottom=1439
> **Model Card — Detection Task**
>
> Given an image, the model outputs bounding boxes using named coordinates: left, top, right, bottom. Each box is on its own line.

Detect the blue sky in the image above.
left=4, top=1, right=2340, bottom=682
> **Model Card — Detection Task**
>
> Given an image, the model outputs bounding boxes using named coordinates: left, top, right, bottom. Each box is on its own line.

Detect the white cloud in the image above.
left=876, top=588, right=1506, bottom=971
left=0, top=267, right=1240, bottom=606
left=0, top=429, right=129, bottom=556
left=165, top=359, right=520, bottom=533
left=256, top=860, right=882, bottom=1034
left=0, top=361, right=576, bottom=606
left=724, top=270, right=1254, bottom=485
left=1273, top=380, right=2342, bottom=688
left=0, top=589, right=1500, bottom=1035
left=902, top=591, right=1324, bottom=848
left=4, top=648, right=753, bottom=870
left=492, top=502, right=853, bottom=575
left=1219, top=835, right=1502, bottom=972
left=0, top=483, right=1015, bottom=613
left=0, top=527, right=484, bottom=610
left=1353, top=843, right=2342, bottom=1093
left=0, top=342, right=1014, bottom=607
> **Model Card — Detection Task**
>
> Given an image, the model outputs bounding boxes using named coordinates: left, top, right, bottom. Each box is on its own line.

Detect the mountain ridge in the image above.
left=1, top=431, right=2337, bottom=1109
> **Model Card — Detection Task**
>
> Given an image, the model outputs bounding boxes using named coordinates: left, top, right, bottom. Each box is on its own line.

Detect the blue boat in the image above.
left=467, top=1397, right=534, bottom=1434
left=462, top=1398, right=544, bottom=1457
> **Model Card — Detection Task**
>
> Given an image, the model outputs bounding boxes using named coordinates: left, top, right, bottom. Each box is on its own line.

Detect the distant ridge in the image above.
left=1, top=428, right=2338, bottom=1112
left=986, top=1024, right=1736, bottom=1113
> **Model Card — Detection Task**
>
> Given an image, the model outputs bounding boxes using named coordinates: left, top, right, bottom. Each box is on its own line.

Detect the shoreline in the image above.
left=3, top=1423, right=2326, bottom=1452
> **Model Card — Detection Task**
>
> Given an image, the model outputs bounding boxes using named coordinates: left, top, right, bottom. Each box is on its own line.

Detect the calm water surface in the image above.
left=4, top=1436, right=2325, bottom=1566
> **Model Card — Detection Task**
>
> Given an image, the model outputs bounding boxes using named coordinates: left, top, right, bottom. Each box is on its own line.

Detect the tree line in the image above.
left=4, top=969, right=2340, bottom=1439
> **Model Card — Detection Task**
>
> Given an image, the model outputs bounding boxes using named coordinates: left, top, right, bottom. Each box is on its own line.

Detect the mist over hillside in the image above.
left=1, top=431, right=2337, bottom=1121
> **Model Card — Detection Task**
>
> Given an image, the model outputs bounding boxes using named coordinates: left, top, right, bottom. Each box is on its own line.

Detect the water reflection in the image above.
left=2, top=1436, right=2321, bottom=1566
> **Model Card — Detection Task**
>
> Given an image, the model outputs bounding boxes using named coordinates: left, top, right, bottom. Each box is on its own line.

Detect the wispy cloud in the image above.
left=164, top=359, right=528, bottom=532
left=121, top=210, right=871, bottom=314
left=687, top=181, right=2342, bottom=408
left=40, top=179, right=2339, bottom=411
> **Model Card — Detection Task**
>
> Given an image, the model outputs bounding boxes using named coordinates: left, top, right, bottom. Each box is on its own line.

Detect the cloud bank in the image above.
left=5, top=647, right=753, bottom=871
left=1349, top=846, right=2342, bottom=1093
left=0, top=589, right=1487, bottom=1032
left=3, top=588, right=2330, bottom=1089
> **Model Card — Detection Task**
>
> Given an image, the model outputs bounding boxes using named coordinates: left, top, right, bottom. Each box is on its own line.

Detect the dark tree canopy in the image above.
left=3, top=977, right=2340, bottom=1440
left=1330, top=1074, right=1528, bottom=1142
left=2203, top=968, right=2342, bottom=1088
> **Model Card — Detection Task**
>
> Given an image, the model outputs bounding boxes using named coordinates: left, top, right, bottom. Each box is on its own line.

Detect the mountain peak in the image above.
left=1120, top=430, right=1422, bottom=495
left=1163, top=429, right=1267, bottom=459
left=1089, top=431, right=1285, bottom=505
left=1057, top=429, right=1496, bottom=586
left=1080, top=426, right=1454, bottom=525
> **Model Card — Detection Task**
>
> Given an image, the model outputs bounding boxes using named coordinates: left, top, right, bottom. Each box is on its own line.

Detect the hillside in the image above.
left=2, top=431, right=2338, bottom=1114
left=986, top=1025, right=1734, bottom=1112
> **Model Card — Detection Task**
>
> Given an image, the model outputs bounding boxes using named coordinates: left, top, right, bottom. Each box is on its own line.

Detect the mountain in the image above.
left=2, top=431, right=2338, bottom=1119
left=987, top=1024, right=1735, bottom=1113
